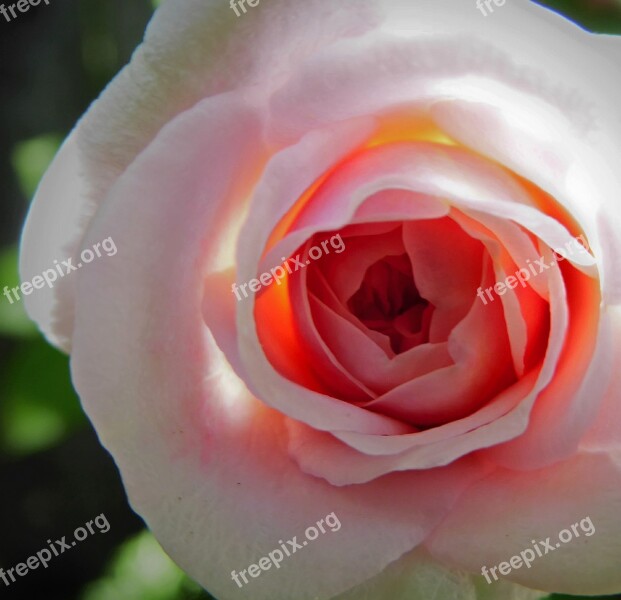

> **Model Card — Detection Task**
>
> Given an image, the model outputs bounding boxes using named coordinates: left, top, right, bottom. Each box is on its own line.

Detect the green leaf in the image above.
left=536, top=0, right=621, bottom=34
left=10, top=133, right=63, bottom=200
left=80, top=530, right=211, bottom=600
left=0, top=245, right=38, bottom=338
left=546, top=595, right=621, bottom=599
left=0, top=336, right=87, bottom=456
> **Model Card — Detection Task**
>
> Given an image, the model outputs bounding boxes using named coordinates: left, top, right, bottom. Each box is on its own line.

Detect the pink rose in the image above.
left=20, top=0, right=621, bottom=598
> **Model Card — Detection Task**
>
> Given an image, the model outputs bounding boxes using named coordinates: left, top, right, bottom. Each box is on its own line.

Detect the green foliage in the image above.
left=490, top=590, right=621, bottom=599
left=0, top=245, right=38, bottom=338
left=0, top=335, right=87, bottom=456
left=80, top=531, right=212, bottom=600
left=537, top=0, right=621, bottom=33
left=10, top=134, right=63, bottom=200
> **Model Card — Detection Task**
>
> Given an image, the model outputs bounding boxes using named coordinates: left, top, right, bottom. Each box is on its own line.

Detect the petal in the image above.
left=308, top=292, right=452, bottom=395
left=488, top=301, right=609, bottom=469
left=334, top=547, right=543, bottom=600
left=427, top=450, right=621, bottom=595
left=19, top=132, right=92, bottom=350
left=363, top=286, right=515, bottom=426
left=580, top=304, right=621, bottom=453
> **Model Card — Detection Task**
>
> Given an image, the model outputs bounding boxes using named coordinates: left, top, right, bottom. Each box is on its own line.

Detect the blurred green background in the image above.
left=0, top=1, right=620, bottom=599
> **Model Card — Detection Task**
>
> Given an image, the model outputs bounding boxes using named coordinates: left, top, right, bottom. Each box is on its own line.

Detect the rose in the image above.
left=19, top=0, right=621, bottom=598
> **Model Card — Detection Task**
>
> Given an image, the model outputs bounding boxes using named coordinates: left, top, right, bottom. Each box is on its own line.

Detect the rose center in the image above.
left=347, top=254, right=432, bottom=354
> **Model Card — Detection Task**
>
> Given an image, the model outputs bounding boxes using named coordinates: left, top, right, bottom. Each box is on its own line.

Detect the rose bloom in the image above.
left=19, top=0, right=621, bottom=598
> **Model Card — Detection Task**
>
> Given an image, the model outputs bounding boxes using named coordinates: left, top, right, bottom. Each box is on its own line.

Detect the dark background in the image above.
left=0, top=1, right=620, bottom=599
